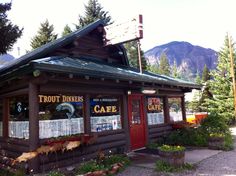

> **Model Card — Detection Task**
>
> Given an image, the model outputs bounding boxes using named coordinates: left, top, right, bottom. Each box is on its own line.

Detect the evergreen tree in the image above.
left=147, top=62, right=159, bottom=74
left=158, top=52, right=170, bottom=76
left=62, top=24, right=72, bottom=37
left=204, top=35, right=236, bottom=123
left=124, top=41, right=147, bottom=70
left=195, top=71, right=201, bottom=84
left=0, top=3, right=23, bottom=54
left=75, top=0, right=112, bottom=29
left=171, top=60, right=180, bottom=78
left=202, top=64, right=210, bottom=82
left=30, top=19, right=58, bottom=49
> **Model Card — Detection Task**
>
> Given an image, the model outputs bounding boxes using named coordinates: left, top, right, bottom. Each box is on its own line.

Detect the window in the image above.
left=168, top=97, right=183, bottom=122
left=9, top=95, right=29, bottom=139
left=90, top=96, right=122, bottom=132
left=147, top=97, right=164, bottom=125
left=39, top=95, right=84, bottom=139
left=0, top=99, right=3, bottom=136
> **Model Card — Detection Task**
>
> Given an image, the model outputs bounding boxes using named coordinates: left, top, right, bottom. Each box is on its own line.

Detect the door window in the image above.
left=131, top=99, right=141, bottom=124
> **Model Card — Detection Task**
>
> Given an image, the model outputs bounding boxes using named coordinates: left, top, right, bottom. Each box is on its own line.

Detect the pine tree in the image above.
left=30, top=19, right=58, bottom=49
left=204, top=35, right=236, bottom=123
left=202, top=64, right=210, bottom=82
left=75, top=0, right=112, bottom=29
left=195, top=71, right=201, bottom=84
left=172, top=60, right=180, bottom=78
left=147, top=62, right=159, bottom=74
left=158, top=52, right=170, bottom=76
left=0, top=3, right=23, bottom=54
left=124, top=41, right=147, bottom=70
left=62, top=24, right=72, bottom=37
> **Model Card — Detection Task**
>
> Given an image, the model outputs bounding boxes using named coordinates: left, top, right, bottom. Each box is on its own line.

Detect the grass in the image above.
left=155, top=160, right=195, bottom=173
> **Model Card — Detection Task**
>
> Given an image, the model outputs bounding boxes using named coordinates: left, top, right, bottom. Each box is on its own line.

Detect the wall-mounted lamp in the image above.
left=141, top=88, right=157, bottom=94
left=33, top=70, right=41, bottom=77
left=127, top=90, right=132, bottom=95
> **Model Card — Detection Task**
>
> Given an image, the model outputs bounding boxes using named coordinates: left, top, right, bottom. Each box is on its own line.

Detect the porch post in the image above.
left=122, top=94, right=130, bottom=151
left=181, top=96, right=186, bottom=121
left=84, top=94, right=91, bottom=134
left=3, top=98, right=9, bottom=138
left=142, top=96, right=149, bottom=144
left=163, top=96, right=170, bottom=123
left=28, top=82, right=39, bottom=173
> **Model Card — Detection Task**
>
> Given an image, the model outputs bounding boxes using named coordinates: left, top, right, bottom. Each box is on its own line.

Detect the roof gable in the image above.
left=1, top=19, right=128, bottom=75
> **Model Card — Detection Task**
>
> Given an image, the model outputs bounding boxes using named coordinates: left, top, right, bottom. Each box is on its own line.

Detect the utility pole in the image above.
left=137, top=40, right=142, bottom=74
left=228, top=33, right=236, bottom=120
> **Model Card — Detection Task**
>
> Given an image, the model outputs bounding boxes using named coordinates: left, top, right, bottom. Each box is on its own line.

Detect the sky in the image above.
left=3, top=0, right=236, bottom=58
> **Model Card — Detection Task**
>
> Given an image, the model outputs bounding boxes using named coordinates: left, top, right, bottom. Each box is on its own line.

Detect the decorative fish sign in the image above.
left=56, top=102, right=75, bottom=119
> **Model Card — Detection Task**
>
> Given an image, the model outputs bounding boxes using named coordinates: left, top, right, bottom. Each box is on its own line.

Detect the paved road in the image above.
left=118, top=127, right=236, bottom=176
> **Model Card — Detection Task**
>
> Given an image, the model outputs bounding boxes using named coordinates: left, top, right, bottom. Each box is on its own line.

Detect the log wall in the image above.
left=148, top=124, right=173, bottom=143
left=38, top=130, right=126, bottom=172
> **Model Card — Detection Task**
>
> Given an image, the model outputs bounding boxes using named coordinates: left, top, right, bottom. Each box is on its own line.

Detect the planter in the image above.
left=158, top=150, right=185, bottom=167
left=208, top=136, right=224, bottom=150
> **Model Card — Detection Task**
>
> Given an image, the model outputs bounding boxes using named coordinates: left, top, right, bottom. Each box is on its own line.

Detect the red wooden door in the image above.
left=128, top=94, right=146, bottom=150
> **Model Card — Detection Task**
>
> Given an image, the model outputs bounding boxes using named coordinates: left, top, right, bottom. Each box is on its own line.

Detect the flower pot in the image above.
left=208, top=136, right=224, bottom=150
left=158, top=150, right=185, bottom=167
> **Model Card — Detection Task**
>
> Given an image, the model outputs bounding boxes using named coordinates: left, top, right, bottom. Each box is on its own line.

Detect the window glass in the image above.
left=168, top=97, right=183, bottom=122
left=0, top=99, right=3, bottom=136
left=90, top=96, right=122, bottom=132
left=39, top=95, right=84, bottom=139
left=9, top=95, right=29, bottom=138
left=131, top=99, right=141, bottom=124
left=147, top=97, right=164, bottom=125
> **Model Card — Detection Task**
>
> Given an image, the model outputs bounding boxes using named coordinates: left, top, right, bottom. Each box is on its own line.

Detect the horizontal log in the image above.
left=1, top=142, right=29, bottom=153
left=39, top=147, right=118, bottom=172
left=39, top=140, right=126, bottom=164
left=148, top=125, right=172, bottom=134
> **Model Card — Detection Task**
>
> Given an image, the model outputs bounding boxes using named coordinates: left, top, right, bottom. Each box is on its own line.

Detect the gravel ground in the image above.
left=118, top=128, right=236, bottom=176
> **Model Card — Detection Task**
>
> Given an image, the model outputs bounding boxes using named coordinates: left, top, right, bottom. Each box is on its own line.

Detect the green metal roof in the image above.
left=31, top=56, right=201, bottom=89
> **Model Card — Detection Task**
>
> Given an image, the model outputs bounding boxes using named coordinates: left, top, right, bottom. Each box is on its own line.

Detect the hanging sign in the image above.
left=104, top=14, right=143, bottom=46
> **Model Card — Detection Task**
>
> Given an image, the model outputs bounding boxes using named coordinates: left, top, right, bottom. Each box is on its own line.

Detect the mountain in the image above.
left=145, top=41, right=218, bottom=80
left=0, top=54, right=15, bottom=65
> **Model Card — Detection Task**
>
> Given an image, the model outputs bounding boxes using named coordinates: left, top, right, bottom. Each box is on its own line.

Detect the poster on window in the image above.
left=147, top=97, right=164, bottom=125
left=168, top=97, right=183, bottom=122
left=90, top=97, right=121, bottom=132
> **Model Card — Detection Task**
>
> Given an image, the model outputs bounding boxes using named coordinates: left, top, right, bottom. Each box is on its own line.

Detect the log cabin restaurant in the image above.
left=0, top=19, right=200, bottom=173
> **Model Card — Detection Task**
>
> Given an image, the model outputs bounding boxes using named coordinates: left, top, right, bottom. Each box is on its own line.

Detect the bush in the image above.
left=165, top=127, right=208, bottom=147
left=200, top=112, right=229, bottom=134
left=76, top=154, right=130, bottom=175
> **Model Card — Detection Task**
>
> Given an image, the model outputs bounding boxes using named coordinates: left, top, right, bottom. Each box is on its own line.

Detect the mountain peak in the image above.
left=145, top=41, right=217, bottom=80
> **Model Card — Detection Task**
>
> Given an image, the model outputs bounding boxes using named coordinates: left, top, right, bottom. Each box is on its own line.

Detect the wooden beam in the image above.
left=84, top=94, right=91, bottom=134
left=122, top=94, right=130, bottom=152
left=181, top=96, right=186, bottom=121
left=163, top=97, right=170, bottom=123
left=3, top=98, right=9, bottom=138
left=28, top=82, right=39, bottom=173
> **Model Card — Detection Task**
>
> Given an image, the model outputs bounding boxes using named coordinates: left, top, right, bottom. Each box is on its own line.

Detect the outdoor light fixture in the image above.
left=33, top=70, right=41, bottom=77
left=141, top=88, right=157, bottom=94
left=127, top=90, right=132, bottom=95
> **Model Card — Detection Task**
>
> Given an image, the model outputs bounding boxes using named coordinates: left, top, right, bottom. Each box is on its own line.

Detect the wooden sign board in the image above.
left=104, top=15, right=143, bottom=46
